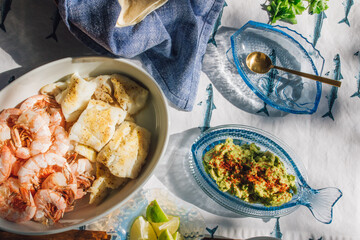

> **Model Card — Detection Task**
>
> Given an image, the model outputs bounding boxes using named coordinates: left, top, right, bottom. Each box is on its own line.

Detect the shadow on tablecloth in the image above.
left=0, top=0, right=95, bottom=91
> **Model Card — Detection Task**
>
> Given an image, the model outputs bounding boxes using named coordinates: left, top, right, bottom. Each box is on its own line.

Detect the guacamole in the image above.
left=203, top=138, right=297, bottom=206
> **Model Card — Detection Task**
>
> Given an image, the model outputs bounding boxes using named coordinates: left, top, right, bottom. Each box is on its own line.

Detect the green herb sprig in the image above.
left=266, top=0, right=329, bottom=24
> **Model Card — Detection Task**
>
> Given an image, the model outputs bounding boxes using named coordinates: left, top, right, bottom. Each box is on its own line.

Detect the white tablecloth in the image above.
left=0, top=0, right=359, bottom=239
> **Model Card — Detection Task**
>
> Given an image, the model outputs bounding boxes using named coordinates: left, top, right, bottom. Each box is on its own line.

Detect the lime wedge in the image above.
left=172, top=231, right=184, bottom=240
left=158, top=229, right=174, bottom=240
left=150, top=215, right=180, bottom=236
left=129, top=216, right=157, bottom=240
left=146, top=200, right=169, bottom=223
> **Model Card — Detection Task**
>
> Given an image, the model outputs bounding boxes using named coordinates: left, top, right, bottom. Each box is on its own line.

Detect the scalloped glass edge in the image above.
left=230, top=21, right=324, bottom=114
left=188, top=125, right=307, bottom=217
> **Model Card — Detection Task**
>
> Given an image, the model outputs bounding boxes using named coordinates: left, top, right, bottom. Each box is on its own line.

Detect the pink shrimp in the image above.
left=9, top=126, right=32, bottom=159
left=0, top=177, right=36, bottom=222
left=42, top=170, right=77, bottom=210
left=33, top=189, right=67, bottom=223
left=70, top=158, right=94, bottom=199
left=0, top=108, right=22, bottom=125
left=0, top=124, right=10, bottom=142
left=49, top=108, right=65, bottom=133
left=16, top=110, right=52, bottom=156
left=11, top=159, right=26, bottom=177
left=19, top=95, right=51, bottom=112
left=0, top=108, right=22, bottom=142
left=48, top=126, right=70, bottom=157
left=0, top=145, right=16, bottom=184
left=18, top=152, right=67, bottom=189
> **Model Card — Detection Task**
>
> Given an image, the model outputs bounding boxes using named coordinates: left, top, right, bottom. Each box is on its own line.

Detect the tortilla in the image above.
left=116, top=0, right=168, bottom=27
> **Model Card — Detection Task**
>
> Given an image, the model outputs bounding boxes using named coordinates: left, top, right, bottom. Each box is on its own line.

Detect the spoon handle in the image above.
left=272, top=65, right=341, bottom=87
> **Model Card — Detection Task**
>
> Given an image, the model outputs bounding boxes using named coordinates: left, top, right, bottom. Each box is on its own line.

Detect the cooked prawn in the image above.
left=49, top=108, right=65, bottom=132
left=70, top=158, right=94, bottom=176
left=0, top=145, right=16, bottom=184
left=0, top=108, right=22, bottom=143
left=0, top=124, right=10, bottom=142
left=42, top=172, right=68, bottom=190
left=0, top=108, right=22, bottom=125
left=48, top=126, right=70, bottom=157
left=70, top=158, right=94, bottom=199
left=19, top=95, right=51, bottom=112
left=0, top=177, right=36, bottom=222
left=42, top=170, right=77, bottom=209
left=18, top=152, right=67, bottom=189
left=9, top=126, right=32, bottom=159
left=13, top=147, right=31, bottom=160
left=16, top=110, right=52, bottom=156
left=11, top=159, right=26, bottom=177
left=33, top=189, right=67, bottom=223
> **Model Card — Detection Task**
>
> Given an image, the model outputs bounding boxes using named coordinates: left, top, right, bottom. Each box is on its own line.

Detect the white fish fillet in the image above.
left=69, top=100, right=126, bottom=151
left=89, top=162, right=129, bottom=205
left=55, top=73, right=97, bottom=122
left=89, top=176, right=109, bottom=205
left=111, top=74, right=149, bottom=115
left=92, top=75, right=114, bottom=104
left=96, top=121, right=151, bottom=179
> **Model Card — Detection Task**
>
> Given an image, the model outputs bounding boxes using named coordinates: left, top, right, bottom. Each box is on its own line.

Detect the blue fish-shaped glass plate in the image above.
left=188, top=125, right=342, bottom=223
left=230, top=21, right=324, bottom=114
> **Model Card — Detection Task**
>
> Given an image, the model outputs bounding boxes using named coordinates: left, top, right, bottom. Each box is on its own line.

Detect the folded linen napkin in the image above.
left=58, top=0, right=225, bottom=111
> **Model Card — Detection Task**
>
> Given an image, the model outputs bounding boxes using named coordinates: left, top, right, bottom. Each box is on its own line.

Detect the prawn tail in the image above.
left=19, top=187, right=31, bottom=204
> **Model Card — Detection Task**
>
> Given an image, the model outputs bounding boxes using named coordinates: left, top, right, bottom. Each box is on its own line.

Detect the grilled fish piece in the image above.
left=111, top=74, right=149, bottom=115
left=69, top=100, right=126, bottom=151
left=55, top=73, right=97, bottom=122
left=97, top=121, right=151, bottom=179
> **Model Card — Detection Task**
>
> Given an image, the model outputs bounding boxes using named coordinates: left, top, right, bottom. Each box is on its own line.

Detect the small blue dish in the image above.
left=188, top=125, right=342, bottom=223
left=230, top=21, right=324, bottom=114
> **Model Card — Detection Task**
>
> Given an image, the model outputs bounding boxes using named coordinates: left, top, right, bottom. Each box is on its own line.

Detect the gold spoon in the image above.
left=246, top=52, right=341, bottom=88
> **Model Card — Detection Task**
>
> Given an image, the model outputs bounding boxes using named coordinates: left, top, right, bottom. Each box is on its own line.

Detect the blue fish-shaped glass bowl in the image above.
left=188, top=125, right=342, bottom=223
left=230, top=21, right=324, bottom=114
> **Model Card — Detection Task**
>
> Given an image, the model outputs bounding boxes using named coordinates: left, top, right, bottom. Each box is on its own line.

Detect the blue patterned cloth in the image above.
left=58, top=0, right=225, bottom=111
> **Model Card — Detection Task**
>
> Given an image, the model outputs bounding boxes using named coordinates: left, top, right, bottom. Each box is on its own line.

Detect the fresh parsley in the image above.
left=307, top=0, right=329, bottom=14
left=266, top=0, right=329, bottom=24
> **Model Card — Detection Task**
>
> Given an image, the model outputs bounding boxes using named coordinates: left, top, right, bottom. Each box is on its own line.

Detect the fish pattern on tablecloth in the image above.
left=312, top=11, right=327, bottom=48
left=257, top=49, right=278, bottom=117
left=351, top=51, right=360, bottom=98
left=322, top=54, right=343, bottom=121
left=208, top=1, right=227, bottom=47
left=338, top=0, right=354, bottom=27
left=0, top=0, right=12, bottom=32
left=198, top=84, right=216, bottom=133
left=46, top=8, right=62, bottom=42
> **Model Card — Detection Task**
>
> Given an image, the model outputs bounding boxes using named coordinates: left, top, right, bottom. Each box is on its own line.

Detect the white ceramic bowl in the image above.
left=0, top=57, right=169, bottom=235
